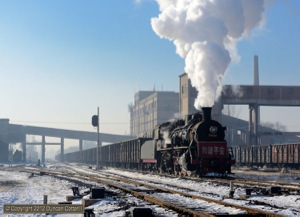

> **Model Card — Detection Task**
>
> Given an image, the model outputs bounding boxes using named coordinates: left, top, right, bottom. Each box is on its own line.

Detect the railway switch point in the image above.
left=71, top=187, right=81, bottom=196
left=246, top=188, right=253, bottom=196
left=228, top=190, right=234, bottom=198
left=91, top=187, right=105, bottom=199
left=128, top=207, right=153, bottom=217
left=67, top=186, right=84, bottom=201
left=266, top=186, right=282, bottom=195
left=84, top=207, right=95, bottom=217
left=228, top=181, right=235, bottom=198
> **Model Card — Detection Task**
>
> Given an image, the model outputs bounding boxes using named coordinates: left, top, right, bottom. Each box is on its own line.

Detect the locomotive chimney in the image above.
left=202, top=107, right=212, bottom=121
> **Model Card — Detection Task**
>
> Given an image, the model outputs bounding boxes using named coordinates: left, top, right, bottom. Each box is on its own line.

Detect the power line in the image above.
left=10, top=120, right=129, bottom=125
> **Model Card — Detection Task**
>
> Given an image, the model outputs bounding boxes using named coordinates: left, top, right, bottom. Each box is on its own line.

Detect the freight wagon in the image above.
left=63, top=138, right=154, bottom=170
left=232, top=143, right=300, bottom=168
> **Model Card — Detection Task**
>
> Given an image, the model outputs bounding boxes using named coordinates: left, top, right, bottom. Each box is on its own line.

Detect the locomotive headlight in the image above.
left=209, top=126, right=218, bottom=134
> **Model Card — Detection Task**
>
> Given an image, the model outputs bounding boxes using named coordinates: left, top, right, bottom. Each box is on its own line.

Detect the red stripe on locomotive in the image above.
left=142, top=159, right=157, bottom=163
left=197, top=141, right=227, bottom=158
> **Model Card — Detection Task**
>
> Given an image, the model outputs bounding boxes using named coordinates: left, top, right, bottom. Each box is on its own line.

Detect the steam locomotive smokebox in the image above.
left=91, top=187, right=105, bottom=199
left=129, top=207, right=153, bottom=217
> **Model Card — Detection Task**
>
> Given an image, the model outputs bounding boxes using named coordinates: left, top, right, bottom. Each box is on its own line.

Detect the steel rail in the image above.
left=88, top=175, right=283, bottom=217
left=89, top=177, right=214, bottom=217
left=4, top=166, right=285, bottom=217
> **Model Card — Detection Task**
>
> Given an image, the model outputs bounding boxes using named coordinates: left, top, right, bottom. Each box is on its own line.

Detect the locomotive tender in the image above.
left=62, top=107, right=235, bottom=176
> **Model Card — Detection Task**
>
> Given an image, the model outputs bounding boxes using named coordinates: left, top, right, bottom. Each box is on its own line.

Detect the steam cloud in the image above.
left=151, top=0, right=267, bottom=109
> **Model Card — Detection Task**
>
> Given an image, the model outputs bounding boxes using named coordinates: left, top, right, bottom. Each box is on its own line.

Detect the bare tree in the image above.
left=222, top=105, right=241, bottom=118
left=261, top=121, right=286, bottom=132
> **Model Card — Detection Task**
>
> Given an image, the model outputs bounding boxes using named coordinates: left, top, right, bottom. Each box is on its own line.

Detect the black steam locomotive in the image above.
left=154, top=107, right=234, bottom=176
left=62, top=107, right=235, bottom=176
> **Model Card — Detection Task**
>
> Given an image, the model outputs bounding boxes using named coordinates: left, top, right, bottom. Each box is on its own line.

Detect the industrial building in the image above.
left=129, top=90, right=179, bottom=137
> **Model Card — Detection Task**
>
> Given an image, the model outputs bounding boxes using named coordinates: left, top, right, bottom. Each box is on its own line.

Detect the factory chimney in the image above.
left=251, top=55, right=260, bottom=146
left=254, top=55, right=259, bottom=86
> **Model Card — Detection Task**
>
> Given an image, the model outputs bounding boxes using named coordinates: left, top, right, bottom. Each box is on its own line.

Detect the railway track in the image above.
left=179, top=175, right=300, bottom=194
left=42, top=162, right=300, bottom=203
left=3, top=164, right=297, bottom=216
left=74, top=163, right=300, bottom=195
left=106, top=166, right=300, bottom=193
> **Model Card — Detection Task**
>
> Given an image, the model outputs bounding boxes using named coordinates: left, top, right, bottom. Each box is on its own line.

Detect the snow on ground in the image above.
left=0, top=166, right=176, bottom=217
left=232, top=167, right=300, bottom=184
left=1, top=163, right=300, bottom=216
left=51, top=163, right=300, bottom=216
left=0, top=170, right=69, bottom=205
left=102, top=167, right=300, bottom=216
left=0, top=168, right=84, bottom=217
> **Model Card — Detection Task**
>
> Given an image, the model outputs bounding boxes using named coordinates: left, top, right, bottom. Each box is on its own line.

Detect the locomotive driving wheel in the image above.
left=158, top=151, right=174, bottom=174
left=174, top=164, right=180, bottom=176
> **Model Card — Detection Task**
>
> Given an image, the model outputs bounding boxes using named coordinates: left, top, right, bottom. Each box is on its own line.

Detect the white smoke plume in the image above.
left=231, top=85, right=243, bottom=98
left=226, top=84, right=243, bottom=98
left=151, top=0, right=268, bottom=109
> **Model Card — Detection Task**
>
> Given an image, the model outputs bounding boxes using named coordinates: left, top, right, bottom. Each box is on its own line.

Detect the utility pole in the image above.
left=92, top=107, right=100, bottom=169
left=97, top=107, right=100, bottom=169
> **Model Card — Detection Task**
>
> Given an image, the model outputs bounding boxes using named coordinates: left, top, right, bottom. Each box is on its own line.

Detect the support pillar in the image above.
left=61, top=138, right=64, bottom=162
left=99, top=138, right=102, bottom=166
left=253, top=104, right=259, bottom=147
left=249, top=105, right=253, bottom=146
left=249, top=104, right=259, bottom=146
left=252, top=55, right=260, bottom=146
left=242, top=130, right=247, bottom=145
left=0, top=119, right=9, bottom=162
left=42, top=135, right=46, bottom=166
left=21, top=134, right=26, bottom=163
left=79, top=139, right=83, bottom=163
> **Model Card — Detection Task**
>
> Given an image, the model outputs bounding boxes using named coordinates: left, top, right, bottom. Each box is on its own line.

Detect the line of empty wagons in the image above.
left=231, top=143, right=300, bottom=168
left=61, top=141, right=300, bottom=169
left=62, top=138, right=156, bottom=169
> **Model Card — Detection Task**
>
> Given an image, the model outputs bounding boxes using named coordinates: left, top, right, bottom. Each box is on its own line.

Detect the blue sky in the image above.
left=0, top=0, right=300, bottom=135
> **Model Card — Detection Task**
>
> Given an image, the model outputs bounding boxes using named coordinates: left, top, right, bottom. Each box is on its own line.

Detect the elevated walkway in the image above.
left=221, top=85, right=300, bottom=146
left=223, top=85, right=300, bottom=106
left=0, top=121, right=135, bottom=164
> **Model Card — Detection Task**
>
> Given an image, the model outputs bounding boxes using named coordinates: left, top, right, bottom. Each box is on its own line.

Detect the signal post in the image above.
left=92, top=107, right=101, bottom=169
